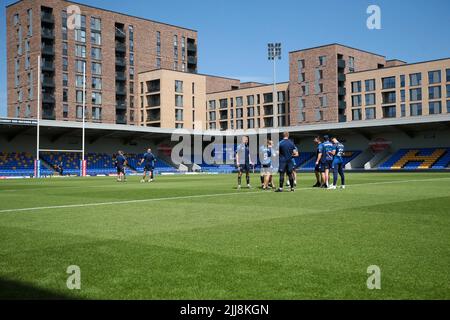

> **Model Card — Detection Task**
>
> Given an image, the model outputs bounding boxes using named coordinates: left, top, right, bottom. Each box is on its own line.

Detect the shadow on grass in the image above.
left=0, top=278, right=80, bottom=300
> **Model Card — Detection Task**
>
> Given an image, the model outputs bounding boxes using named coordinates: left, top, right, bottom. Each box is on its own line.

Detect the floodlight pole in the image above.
left=268, top=43, right=281, bottom=130
left=35, top=55, right=41, bottom=178
left=81, top=61, right=86, bottom=176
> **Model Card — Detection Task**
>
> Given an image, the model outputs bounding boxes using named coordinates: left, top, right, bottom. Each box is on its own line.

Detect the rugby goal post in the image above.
left=35, top=56, right=87, bottom=177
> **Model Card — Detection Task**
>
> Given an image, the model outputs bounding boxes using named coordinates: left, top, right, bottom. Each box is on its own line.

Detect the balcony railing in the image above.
left=41, top=28, right=55, bottom=39
left=338, top=73, right=346, bottom=82
left=41, top=61, right=55, bottom=71
left=115, top=29, right=126, bottom=38
left=115, top=43, right=126, bottom=52
left=116, top=114, right=127, bottom=124
left=187, top=56, right=197, bottom=65
left=41, top=12, right=54, bottom=23
left=337, top=59, right=346, bottom=69
left=115, top=57, right=126, bottom=66
left=187, top=43, right=196, bottom=52
left=41, top=45, right=55, bottom=55
left=338, top=87, right=346, bottom=96
left=42, top=93, right=55, bottom=103
left=116, top=102, right=127, bottom=110
left=42, top=78, right=55, bottom=87
left=115, top=72, right=126, bottom=81
left=338, top=101, right=346, bottom=109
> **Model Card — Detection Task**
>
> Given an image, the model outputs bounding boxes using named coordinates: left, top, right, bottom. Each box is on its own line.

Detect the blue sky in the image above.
left=1, top=0, right=450, bottom=116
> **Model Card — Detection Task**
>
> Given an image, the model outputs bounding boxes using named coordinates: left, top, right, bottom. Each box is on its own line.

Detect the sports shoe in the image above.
left=321, top=184, right=328, bottom=189
left=141, top=179, right=145, bottom=183
left=247, top=184, right=252, bottom=189
left=237, top=185, right=241, bottom=190
left=328, top=185, right=337, bottom=190
left=290, top=188, right=295, bottom=192
left=150, top=179, right=154, bottom=182
left=294, top=181, right=297, bottom=187
left=275, top=188, right=283, bottom=193
left=312, top=182, right=321, bottom=188
left=340, top=185, right=346, bottom=189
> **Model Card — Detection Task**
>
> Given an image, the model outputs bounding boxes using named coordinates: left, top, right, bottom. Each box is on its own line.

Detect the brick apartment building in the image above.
left=6, top=0, right=198, bottom=125
left=6, top=1, right=450, bottom=131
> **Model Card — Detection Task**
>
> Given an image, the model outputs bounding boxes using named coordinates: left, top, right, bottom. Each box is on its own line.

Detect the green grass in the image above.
left=0, top=172, right=449, bottom=299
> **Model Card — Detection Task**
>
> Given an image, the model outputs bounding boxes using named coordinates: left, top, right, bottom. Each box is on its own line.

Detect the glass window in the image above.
left=63, top=73, right=68, bottom=87
left=92, top=77, right=102, bottom=90
left=92, top=62, right=102, bottom=75
left=447, top=100, right=450, bottom=113
left=446, top=69, right=450, bottom=82
left=75, top=60, right=85, bottom=73
left=219, top=99, right=227, bottom=109
left=175, top=109, right=183, bottom=121
left=400, top=89, right=405, bottom=102
left=90, top=17, right=101, bottom=31
left=298, top=59, right=305, bottom=69
left=410, top=73, right=422, bottom=86
left=75, top=45, right=86, bottom=58
left=447, top=84, right=450, bottom=98
left=319, top=56, right=327, bottom=66
left=365, top=79, right=376, bottom=91
left=75, top=29, right=86, bottom=42
left=382, top=76, right=396, bottom=89
left=382, top=106, right=396, bottom=118
left=247, top=95, right=254, bottom=105
left=63, top=57, right=68, bottom=71
left=75, top=75, right=84, bottom=87
left=92, top=92, right=102, bottom=105
left=351, top=81, right=361, bottom=93
left=428, top=70, right=441, bottom=84
left=352, top=95, right=362, bottom=107
left=91, top=47, right=101, bottom=60
left=365, top=93, right=375, bottom=105
left=236, top=96, right=243, bottom=107
left=401, top=104, right=406, bottom=117
left=410, top=88, right=422, bottom=101
left=76, top=90, right=84, bottom=103
left=365, top=107, right=376, bottom=120
left=91, top=32, right=101, bottom=45
left=429, top=101, right=442, bottom=114
left=175, top=95, right=183, bottom=107
left=175, top=80, right=183, bottom=93
left=400, top=75, right=405, bottom=87
left=428, top=86, right=442, bottom=100
left=352, top=109, right=362, bottom=121
left=410, top=103, right=422, bottom=116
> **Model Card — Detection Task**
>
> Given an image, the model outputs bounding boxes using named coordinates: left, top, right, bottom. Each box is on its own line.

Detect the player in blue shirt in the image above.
left=316, top=135, right=334, bottom=188
left=276, top=132, right=299, bottom=192
left=115, top=150, right=127, bottom=182
left=286, top=145, right=299, bottom=188
left=236, top=136, right=253, bottom=189
left=259, top=140, right=275, bottom=190
left=329, top=136, right=346, bottom=190
left=139, top=148, right=156, bottom=183
left=312, top=136, right=323, bottom=187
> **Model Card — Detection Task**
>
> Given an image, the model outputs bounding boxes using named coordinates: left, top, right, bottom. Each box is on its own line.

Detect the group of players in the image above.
left=114, top=148, right=156, bottom=183
left=235, top=132, right=346, bottom=192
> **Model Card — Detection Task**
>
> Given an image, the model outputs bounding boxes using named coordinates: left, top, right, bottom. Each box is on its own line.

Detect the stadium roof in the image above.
left=0, top=115, right=449, bottom=141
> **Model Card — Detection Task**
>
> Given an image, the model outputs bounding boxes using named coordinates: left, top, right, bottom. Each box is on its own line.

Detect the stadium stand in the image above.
left=379, top=148, right=450, bottom=170
left=0, top=152, right=53, bottom=176
left=300, top=151, right=361, bottom=170
left=123, top=154, right=177, bottom=174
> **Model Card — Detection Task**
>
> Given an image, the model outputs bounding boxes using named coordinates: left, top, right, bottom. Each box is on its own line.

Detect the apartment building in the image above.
left=6, top=0, right=198, bottom=125
left=289, top=44, right=386, bottom=125
left=345, top=58, right=450, bottom=121
left=206, top=83, right=290, bottom=130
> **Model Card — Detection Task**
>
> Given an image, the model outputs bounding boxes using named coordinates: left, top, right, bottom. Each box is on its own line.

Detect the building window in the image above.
left=365, top=93, right=376, bottom=106
left=91, top=47, right=101, bottom=60
left=351, top=81, right=362, bottom=93
left=76, top=75, right=85, bottom=88
left=365, top=107, right=376, bottom=120
left=63, top=104, right=69, bottom=118
left=429, top=101, right=442, bottom=114
left=319, top=95, right=327, bottom=107
left=364, top=79, right=375, bottom=92
left=401, top=104, right=406, bottom=117
left=410, top=88, right=422, bottom=101
left=92, top=77, right=102, bottom=90
left=92, top=62, right=102, bottom=75
left=247, top=95, right=254, bottom=105
left=92, top=92, right=102, bottom=105
left=298, top=59, right=305, bottom=70
left=156, top=57, right=161, bottom=69
left=447, top=100, right=450, bottom=113
left=91, top=17, right=101, bottom=31
left=62, top=11, right=68, bottom=40
left=13, top=13, right=19, bottom=26
left=315, top=110, right=323, bottom=121
left=75, top=45, right=86, bottom=58
left=428, top=86, right=442, bottom=100
left=156, top=31, right=161, bottom=57
left=410, top=103, right=422, bottom=116
left=428, top=70, right=441, bottom=84
left=400, top=75, right=405, bottom=87
left=175, top=80, right=183, bottom=93
left=209, top=100, right=216, bottom=110
left=27, top=9, right=32, bottom=36
left=352, top=109, right=362, bottom=121
left=352, top=95, right=362, bottom=107
left=75, top=60, right=85, bottom=73
left=382, top=76, right=396, bottom=89
left=301, top=84, right=309, bottom=96
left=447, top=84, right=450, bottom=98
left=25, top=105, right=31, bottom=118
left=382, top=106, right=396, bottom=118
left=62, top=42, right=68, bottom=56
left=63, top=89, right=68, bottom=102
left=318, top=56, right=327, bottom=66
left=410, top=73, right=422, bottom=86
left=91, top=32, right=101, bottom=45
left=219, top=99, right=227, bottom=109
left=175, top=95, right=183, bottom=107
left=92, top=107, right=101, bottom=120
left=75, top=29, right=86, bottom=43
left=236, top=96, right=243, bottom=107
left=76, top=90, right=83, bottom=103
left=63, top=57, right=68, bottom=71
left=15, top=105, right=20, bottom=118
left=76, top=105, right=83, bottom=119
left=382, top=91, right=396, bottom=104
left=175, top=109, right=183, bottom=121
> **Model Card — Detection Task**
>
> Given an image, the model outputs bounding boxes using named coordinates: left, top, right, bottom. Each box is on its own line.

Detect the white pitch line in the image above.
left=0, top=177, right=449, bottom=214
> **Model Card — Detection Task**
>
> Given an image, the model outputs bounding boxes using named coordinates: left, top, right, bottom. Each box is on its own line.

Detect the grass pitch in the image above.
left=0, top=172, right=449, bottom=299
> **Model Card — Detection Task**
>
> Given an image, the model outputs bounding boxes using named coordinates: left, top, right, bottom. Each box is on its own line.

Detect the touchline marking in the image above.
left=0, top=177, right=449, bottom=214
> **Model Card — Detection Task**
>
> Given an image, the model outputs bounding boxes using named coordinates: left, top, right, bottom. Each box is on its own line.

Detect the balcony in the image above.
left=41, top=61, right=55, bottom=71
left=116, top=101, right=127, bottom=110
left=116, top=114, right=127, bottom=124
left=42, top=77, right=55, bottom=87
left=41, top=12, right=54, bottom=24
left=187, top=43, right=197, bottom=52
left=187, top=56, right=197, bottom=65
left=115, top=29, right=126, bottom=39
left=337, top=59, right=346, bottom=69
left=42, top=109, right=56, bottom=120
left=338, top=87, right=346, bottom=96
left=115, top=72, right=126, bottom=81
left=115, top=43, right=126, bottom=52
left=41, top=45, right=54, bottom=55
left=339, top=115, right=347, bottom=122
left=116, top=86, right=126, bottom=95
left=41, top=28, right=55, bottom=39
left=115, top=57, right=126, bottom=66
left=338, top=73, right=346, bottom=82
left=338, top=101, right=346, bottom=109
left=42, top=93, right=55, bottom=103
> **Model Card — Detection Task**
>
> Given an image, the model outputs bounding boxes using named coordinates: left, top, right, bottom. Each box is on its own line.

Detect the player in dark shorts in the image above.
left=115, top=150, right=127, bottom=182
left=313, top=136, right=323, bottom=187
left=275, top=132, right=299, bottom=192
left=316, top=135, right=334, bottom=188
left=139, top=148, right=156, bottom=183
left=236, top=136, right=253, bottom=189
left=329, top=136, right=346, bottom=190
